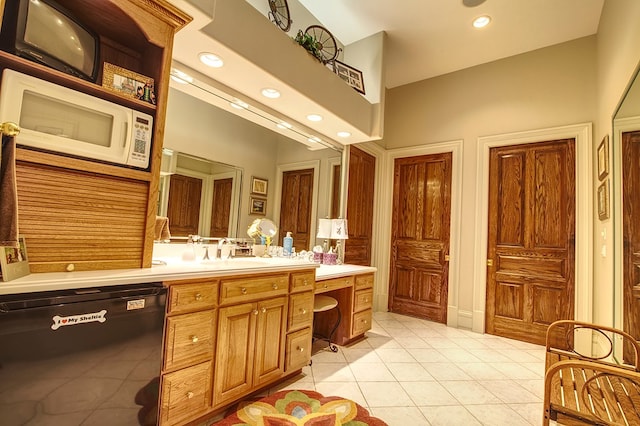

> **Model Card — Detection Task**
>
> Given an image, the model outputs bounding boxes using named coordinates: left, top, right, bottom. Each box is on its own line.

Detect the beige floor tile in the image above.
left=374, top=347, right=416, bottom=363
left=464, top=403, right=532, bottom=426
left=311, top=362, right=356, bottom=382
left=386, top=362, right=435, bottom=382
left=477, top=379, right=541, bottom=403
left=419, top=405, right=483, bottom=426
left=349, top=362, right=397, bottom=382
left=359, top=382, right=415, bottom=407
left=421, top=362, right=473, bottom=380
left=370, top=406, right=430, bottom=426
left=401, top=381, right=460, bottom=406
left=341, top=347, right=384, bottom=363
left=439, top=380, right=502, bottom=405
left=314, top=381, right=368, bottom=408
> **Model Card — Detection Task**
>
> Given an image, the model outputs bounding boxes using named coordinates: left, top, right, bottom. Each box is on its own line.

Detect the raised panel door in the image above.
left=213, top=303, right=256, bottom=407
left=253, top=297, right=287, bottom=387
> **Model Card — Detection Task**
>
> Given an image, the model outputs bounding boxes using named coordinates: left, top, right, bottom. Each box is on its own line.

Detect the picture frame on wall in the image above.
left=102, top=62, right=156, bottom=104
left=249, top=197, right=267, bottom=215
left=0, top=236, right=30, bottom=282
left=333, top=60, right=365, bottom=95
left=597, top=179, right=610, bottom=221
left=597, top=135, right=609, bottom=180
left=251, top=176, right=268, bottom=195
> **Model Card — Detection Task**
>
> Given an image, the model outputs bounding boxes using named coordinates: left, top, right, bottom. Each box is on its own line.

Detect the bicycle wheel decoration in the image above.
left=304, top=25, right=339, bottom=64
left=268, top=0, right=292, bottom=32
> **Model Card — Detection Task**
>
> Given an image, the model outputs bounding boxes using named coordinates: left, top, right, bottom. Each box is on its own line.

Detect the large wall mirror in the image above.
left=612, top=63, right=640, bottom=363
left=159, top=68, right=344, bottom=250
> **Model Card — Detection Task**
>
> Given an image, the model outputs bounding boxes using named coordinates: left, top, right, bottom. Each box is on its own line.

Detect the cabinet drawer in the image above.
left=315, top=276, right=353, bottom=294
left=288, top=291, right=313, bottom=331
left=219, top=274, right=288, bottom=305
left=285, top=327, right=312, bottom=372
left=164, top=310, right=216, bottom=371
left=160, top=361, right=212, bottom=426
left=291, top=270, right=315, bottom=293
left=355, top=273, right=374, bottom=290
left=353, top=289, right=373, bottom=313
left=352, top=309, right=372, bottom=336
left=167, top=280, right=218, bottom=314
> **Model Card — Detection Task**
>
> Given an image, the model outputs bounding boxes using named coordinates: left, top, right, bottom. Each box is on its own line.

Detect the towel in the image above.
left=155, top=216, right=171, bottom=241
left=0, top=134, right=19, bottom=248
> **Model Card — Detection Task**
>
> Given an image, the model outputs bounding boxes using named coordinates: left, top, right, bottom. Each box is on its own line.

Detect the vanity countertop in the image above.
left=0, top=257, right=376, bottom=295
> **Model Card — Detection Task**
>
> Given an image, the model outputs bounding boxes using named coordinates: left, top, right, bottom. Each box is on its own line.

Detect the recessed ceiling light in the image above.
left=463, top=0, right=486, bottom=7
left=277, top=121, right=293, bottom=129
left=307, top=114, right=323, bottom=122
left=473, top=15, right=491, bottom=28
left=308, top=136, right=321, bottom=143
left=230, top=99, right=249, bottom=110
left=170, top=69, right=193, bottom=84
left=199, top=52, right=224, bottom=68
left=337, top=131, right=351, bottom=138
left=261, top=88, right=281, bottom=99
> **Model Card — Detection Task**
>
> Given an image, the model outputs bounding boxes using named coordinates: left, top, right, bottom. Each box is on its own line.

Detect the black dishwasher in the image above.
left=0, top=283, right=167, bottom=426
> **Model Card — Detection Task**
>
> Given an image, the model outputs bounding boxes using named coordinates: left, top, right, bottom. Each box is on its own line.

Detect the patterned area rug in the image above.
left=213, top=389, right=388, bottom=425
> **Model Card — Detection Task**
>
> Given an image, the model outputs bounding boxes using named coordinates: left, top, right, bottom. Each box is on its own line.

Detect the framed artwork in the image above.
left=333, top=60, right=365, bottom=95
left=251, top=176, right=268, bottom=195
left=0, top=236, right=30, bottom=281
left=597, top=135, right=609, bottom=180
left=250, top=197, right=267, bottom=215
left=598, top=179, right=609, bottom=221
left=102, top=62, right=156, bottom=104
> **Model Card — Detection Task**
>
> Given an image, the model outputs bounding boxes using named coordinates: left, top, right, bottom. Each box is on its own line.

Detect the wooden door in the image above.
left=388, top=153, right=452, bottom=323
left=485, top=139, right=575, bottom=345
left=213, top=303, right=256, bottom=407
left=279, top=169, right=314, bottom=251
left=253, top=297, right=287, bottom=387
left=331, top=164, right=341, bottom=219
left=622, top=130, right=640, bottom=362
left=345, top=147, right=376, bottom=265
left=210, top=177, right=233, bottom=237
left=167, top=174, right=201, bottom=237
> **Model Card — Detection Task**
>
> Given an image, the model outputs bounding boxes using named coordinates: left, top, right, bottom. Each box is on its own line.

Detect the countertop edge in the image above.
left=0, top=262, right=377, bottom=295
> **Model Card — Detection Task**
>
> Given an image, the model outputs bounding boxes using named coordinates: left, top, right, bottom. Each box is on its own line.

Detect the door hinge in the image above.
left=487, top=259, right=494, bottom=267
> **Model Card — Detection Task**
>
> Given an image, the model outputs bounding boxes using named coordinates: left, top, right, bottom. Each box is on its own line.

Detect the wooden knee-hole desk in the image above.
left=313, top=267, right=375, bottom=347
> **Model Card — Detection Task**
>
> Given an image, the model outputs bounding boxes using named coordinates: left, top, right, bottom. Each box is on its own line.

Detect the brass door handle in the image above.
left=1, top=122, right=20, bottom=137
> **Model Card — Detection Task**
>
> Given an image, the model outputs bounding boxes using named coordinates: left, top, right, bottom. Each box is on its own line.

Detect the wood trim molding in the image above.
left=473, top=123, right=593, bottom=333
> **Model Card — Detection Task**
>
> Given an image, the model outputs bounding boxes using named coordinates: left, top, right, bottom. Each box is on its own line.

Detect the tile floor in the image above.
left=212, top=311, right=549, bottom=426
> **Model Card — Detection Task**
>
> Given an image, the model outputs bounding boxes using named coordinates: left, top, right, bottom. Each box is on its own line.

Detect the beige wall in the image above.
left=594, top=0, right=640, bottom=326
left=376, top=36, right=597, bottom=326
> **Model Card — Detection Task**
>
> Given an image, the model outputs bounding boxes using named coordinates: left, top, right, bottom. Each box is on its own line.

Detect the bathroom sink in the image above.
left=199, top=259, right=270, bottom=269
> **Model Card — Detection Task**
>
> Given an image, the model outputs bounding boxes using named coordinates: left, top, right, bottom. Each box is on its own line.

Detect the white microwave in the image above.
left=0, top=69, right=153, bottom=169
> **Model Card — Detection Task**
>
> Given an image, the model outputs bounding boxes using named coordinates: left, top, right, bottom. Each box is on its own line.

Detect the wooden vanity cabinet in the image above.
left=0, top=0, right=191, bottom=272
left=315, top=272, right=374, bottom=346
left=286, top=271, right=315, bottom=372
left=160, top=278, right=218, bottom=426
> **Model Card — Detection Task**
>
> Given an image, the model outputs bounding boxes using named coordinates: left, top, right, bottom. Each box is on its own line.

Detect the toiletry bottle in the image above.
left=283, top=232, right=293, bottom=257
left=182, top=235, right=196, bottom=261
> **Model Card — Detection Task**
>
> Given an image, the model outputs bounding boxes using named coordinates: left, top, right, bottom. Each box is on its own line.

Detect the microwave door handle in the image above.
left=123, top=121, right=129, bottom=148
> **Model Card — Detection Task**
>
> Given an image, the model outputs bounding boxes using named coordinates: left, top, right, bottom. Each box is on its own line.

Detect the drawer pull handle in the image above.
left=303, top=279, right=309, bottom=285
left=323, top=284, right=328, bottom=289
left=301, top=308, right=307, bottom=314
left=186, top=391, right=194, bottom=399
left=261, top=307, right=267, bottom=313
left=195, top=293, right=203, bottom=301
left=363, top=320, right=368, bottom=324
left=364, top=298, right=369, bottom=302
left=297, top=346, right=304, bottom=352
left=241, top=287, right=247, bottom=294
left=191, top=335, right=199, bottom=343
left=272, top=283, right=279, bottom=289
left=253, top=309, right=259, bottom=315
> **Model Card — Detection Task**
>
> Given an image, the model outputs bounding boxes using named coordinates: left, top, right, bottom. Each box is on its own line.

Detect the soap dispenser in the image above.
left=283, top=232, right=294, bottom=257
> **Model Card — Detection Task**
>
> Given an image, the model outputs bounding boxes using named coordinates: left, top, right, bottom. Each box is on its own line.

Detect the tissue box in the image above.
left=322, top=252, right=337, bottom=265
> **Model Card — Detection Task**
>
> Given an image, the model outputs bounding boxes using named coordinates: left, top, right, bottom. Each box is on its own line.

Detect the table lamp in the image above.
left=330, top=218, right=348, bottom=265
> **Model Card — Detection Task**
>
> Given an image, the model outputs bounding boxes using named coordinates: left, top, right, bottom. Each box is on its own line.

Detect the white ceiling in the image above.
left=300, top=0, right=604, bottom=88
left=166, top=0, right=604, bottom=147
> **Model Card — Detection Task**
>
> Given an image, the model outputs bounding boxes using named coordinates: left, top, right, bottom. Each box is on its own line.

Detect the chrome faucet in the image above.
left=218, top=238, right=234, bottom=259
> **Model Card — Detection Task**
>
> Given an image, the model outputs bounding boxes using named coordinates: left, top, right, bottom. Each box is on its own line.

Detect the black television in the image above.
left=0, top=0, right=99, bottom=82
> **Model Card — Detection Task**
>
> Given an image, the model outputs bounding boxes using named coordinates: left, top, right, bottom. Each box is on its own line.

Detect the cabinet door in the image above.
left=213, top=303, right=256, bottom=407
left=253, top=297, right=287, bottom=387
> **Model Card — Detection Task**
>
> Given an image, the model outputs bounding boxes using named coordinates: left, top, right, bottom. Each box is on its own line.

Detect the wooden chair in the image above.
left=543, top=320, right=640, bottom=425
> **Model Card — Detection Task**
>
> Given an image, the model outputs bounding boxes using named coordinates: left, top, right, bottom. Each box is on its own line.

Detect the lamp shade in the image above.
left=330, top=218, right=348, bottom=240
left=317, top=218, right=333, bottom=239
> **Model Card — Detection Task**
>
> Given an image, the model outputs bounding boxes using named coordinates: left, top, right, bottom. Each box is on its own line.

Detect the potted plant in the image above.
left=293, top=30, right=323, bottom=62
